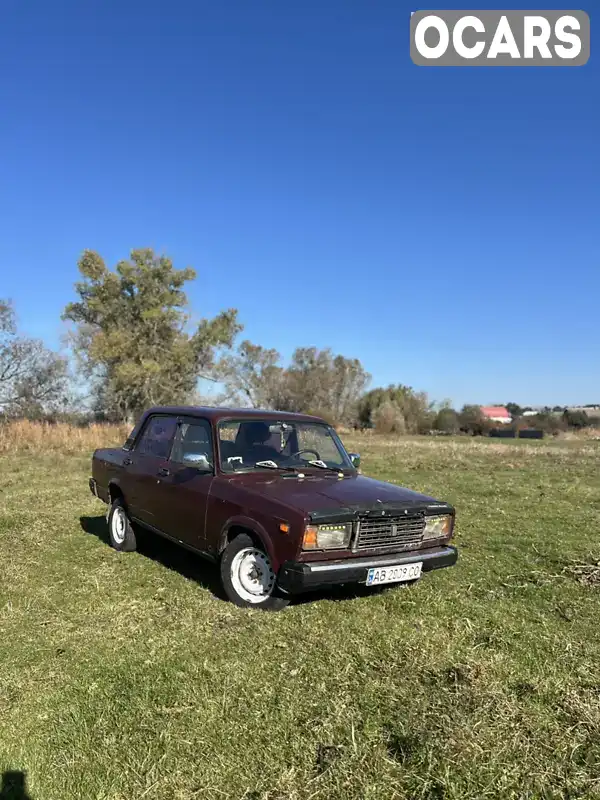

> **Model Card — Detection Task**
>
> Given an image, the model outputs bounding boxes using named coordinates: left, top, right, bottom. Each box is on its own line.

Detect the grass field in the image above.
left=1, top=431, right=600, bottom=799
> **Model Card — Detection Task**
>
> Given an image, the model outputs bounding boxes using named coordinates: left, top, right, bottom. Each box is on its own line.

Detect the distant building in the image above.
left=480, top=406, right=512, bottom=424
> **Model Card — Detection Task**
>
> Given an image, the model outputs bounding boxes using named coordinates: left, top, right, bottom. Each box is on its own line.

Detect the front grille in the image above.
left=354, top=512, right=425, bottom=552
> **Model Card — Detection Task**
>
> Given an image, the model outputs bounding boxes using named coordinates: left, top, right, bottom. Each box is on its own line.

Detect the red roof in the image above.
left=481, top=406, right=511, bottom=419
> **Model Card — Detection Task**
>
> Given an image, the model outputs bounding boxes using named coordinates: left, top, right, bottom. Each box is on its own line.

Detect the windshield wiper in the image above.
left=307, top=460, right=345, bottom=475
left=254, top=460, right=300, bottom=472
left=254, top=460, right=344, bottom=476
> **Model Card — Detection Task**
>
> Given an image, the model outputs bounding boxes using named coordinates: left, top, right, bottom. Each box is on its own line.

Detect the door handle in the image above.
left=157, top=467, right=170, bottom=477
left=123, top=458, right=133, bottom=466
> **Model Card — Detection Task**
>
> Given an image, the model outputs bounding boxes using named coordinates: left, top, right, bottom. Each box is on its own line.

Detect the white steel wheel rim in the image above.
left=111, top=506, right=127, bottom=544
left=230, top=547, right=275, bottom=604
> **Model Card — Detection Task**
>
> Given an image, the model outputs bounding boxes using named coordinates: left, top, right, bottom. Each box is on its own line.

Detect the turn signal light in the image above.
left=302, top=525, right=318, bottom=549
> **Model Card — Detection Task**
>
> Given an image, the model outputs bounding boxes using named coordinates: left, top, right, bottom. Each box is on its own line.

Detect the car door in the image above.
left=123, top=414, right=178, bottom=527
left=151, top=416, right=215, bottom=550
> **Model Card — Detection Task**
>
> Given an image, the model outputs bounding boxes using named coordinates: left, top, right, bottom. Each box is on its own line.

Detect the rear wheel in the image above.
left=220, top=533, right=289, bottom=611
left=107, top=497, right=137, bottom=552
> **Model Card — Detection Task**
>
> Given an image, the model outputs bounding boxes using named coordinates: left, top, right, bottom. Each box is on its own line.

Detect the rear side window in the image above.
left=135, top=416, right=177, bottom=459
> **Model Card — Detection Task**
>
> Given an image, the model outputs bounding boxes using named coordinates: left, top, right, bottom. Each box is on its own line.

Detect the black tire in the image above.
left=107, top=497, right=137, bottom=552
left=220, top=533, right=289, bottom=611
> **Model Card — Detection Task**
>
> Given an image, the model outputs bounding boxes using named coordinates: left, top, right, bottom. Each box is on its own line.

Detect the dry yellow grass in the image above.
left=1, top=420, right=598, bottom=458
left=345, top=429, right=600, bottom=457
left=563, top=427, right=600, bottom=440
left=0, top=419, right=129, bottom=454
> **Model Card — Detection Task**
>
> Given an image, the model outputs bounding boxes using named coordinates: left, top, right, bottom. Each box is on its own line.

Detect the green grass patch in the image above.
left=1, top=437, right=600, bottom=799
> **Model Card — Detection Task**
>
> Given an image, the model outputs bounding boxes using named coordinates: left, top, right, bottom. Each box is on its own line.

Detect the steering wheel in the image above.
left=289, top=448, right=321, bottom=461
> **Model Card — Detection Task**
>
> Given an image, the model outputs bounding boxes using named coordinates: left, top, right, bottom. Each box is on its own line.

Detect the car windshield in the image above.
left=218, top=419, right=353, bottom=472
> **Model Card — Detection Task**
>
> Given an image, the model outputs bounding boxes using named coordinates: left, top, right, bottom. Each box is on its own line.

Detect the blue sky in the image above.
left=0, top=0, right=598, bottom=407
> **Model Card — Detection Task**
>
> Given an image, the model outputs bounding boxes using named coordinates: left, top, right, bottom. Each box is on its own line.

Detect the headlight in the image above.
left=423, top=514, right=453, bottom=540
left=302, top=523, right=352, bottom=550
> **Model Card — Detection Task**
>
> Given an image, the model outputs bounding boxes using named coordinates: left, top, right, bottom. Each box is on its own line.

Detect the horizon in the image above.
left=1, top=0, right=597, bottom=408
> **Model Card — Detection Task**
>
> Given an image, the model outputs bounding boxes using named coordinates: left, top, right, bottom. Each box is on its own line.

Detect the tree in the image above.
left=62, top=249, right=241, bottom=420
left=517, top=411, right=565, bottom=435
left=459, top=405, right=491, bottom=436
left=358, top=384, right=431, bottom=434
left=434, top=407, right=460, bottom=434
left=371, top=401, right=406, bottom=434
left=562, top=409, right=590, bottom=430
left=221, top=340, right=284, bottom=408
left=220, top=345, right=370, bottom=425
left=281, top=347, right=370, bottom=425
left=0, top=300, right=67, bottom=417
left=506, top=402, right=522, bottom=418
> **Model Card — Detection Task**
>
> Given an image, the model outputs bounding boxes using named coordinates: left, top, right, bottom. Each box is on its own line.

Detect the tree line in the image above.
left=1, top=248, right=598, bottom=434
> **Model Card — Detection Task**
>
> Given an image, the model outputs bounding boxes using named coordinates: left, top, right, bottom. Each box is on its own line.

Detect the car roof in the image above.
left=142, top=406, right=325, bottom=424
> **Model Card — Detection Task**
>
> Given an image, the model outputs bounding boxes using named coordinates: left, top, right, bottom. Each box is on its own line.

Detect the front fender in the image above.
left=218, top=514, right=278, bottom=566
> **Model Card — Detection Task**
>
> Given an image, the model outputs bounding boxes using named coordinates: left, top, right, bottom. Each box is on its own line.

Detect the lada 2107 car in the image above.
left=89, top=406, right=458, bottom=610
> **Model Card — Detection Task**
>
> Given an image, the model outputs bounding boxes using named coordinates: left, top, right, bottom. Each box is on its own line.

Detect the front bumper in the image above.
left=277, top=545, right=458, bottom=594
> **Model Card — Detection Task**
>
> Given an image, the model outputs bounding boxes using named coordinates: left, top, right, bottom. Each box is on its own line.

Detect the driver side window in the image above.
left=170, top=420, right=213, bottom=470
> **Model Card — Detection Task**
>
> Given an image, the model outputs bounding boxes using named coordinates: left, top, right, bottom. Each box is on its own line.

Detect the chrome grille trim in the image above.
left=353, top=512, right=425, bottom=553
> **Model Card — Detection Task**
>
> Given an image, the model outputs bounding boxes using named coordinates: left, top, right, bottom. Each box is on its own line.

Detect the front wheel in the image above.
left=220, top=533, right=289, bottom=611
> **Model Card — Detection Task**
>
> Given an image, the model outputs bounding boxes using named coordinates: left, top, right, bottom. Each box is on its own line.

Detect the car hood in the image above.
left=227, top=472, right=451, bottom=520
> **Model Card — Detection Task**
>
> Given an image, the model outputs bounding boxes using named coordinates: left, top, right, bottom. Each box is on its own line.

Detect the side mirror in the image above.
left=349, top=452, right=361, bottom=469
left=182, top=452, right=212, bottom=471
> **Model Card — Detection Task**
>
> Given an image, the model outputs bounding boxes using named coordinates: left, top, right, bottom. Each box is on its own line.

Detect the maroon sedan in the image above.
left=90, top=406, right=457, bottom=610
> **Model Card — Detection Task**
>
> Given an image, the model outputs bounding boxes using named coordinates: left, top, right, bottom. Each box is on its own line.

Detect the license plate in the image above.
left=366, top=561, right=423, bottom=587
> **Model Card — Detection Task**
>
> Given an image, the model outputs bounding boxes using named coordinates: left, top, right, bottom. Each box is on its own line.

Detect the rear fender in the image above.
left=107, top=480, right=127, bottom=516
